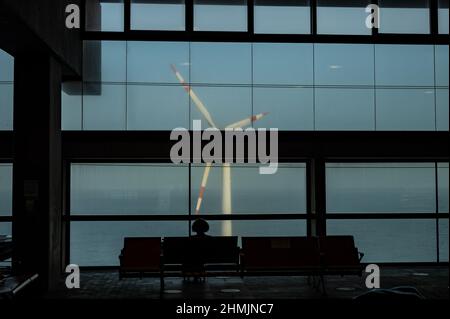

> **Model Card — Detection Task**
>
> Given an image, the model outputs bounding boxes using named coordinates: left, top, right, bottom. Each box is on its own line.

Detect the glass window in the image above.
left=315, top=88, right=375, bottom=130
left=83, top=41, right=127, bottom=83
left=253, top=88, right=314, bottom=130
left=435, top=45, right=449, bottom=87
left=190, top=42, right=251, bottom=85
left=127, top=85, right=189, bottom=130
left=189, top=86, right=251, bottom=129
left=194, top=0, right=247, bottom=32
left=71, top=164, right=189, bottom=215
left=437, top=89, right=449, bottom=131
left=191, top=164, right=307, bottom=215
left=85, top=0, right=124, bottom=32
left=379, top=0, right=430, bottom=34
left=438, top=163, right=449, bottom=213
left=314, top=44, right=374, bottom=86
left=131, top=0, right=185, bottom=30
left=127, top=41, right=190, bottom=84
left=253, top=43, right=313, bottom=85
left=439, top=0, right=449, bottom=34
left=71, top=221, right=188, bottom=266
left=82, top=84, right=126, bottom=130
left=376, top=89, right=435, bottom=131
left=206, top=220, right=306, bottom=241
left=0, top=84, right=13, bottom=131
left=254, top=0, right=310, bottom=34
left=375, top=45, right=434, bottom=86
left=0, top=49, right=14, bottom=82
left=0, top=164, right=12, bottom=217
left=439, top=219, right=449, bottom=262
left=62, top=82, right=83, bottom=130
left=0, top=222, right=12, bottom=237
left=327, top=219, right=437, bottom=262
left=317, top=0, right=372, bottom=35
left=326, top=163, right=436, bottom=213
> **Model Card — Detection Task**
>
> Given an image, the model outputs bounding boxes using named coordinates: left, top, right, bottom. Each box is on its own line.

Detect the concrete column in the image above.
left=12, top=53, right=63, bottom=292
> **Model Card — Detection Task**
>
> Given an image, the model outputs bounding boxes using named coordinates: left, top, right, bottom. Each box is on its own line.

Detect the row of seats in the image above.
left=119, top=235, right=364, bottom=293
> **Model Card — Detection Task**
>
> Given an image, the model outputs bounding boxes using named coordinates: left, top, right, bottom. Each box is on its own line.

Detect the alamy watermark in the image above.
left=170, top=120, right=279, bottom=175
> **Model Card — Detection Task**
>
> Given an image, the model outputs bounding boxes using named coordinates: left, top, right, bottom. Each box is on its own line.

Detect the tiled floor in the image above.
left=46, top=266, right=449, bottom=299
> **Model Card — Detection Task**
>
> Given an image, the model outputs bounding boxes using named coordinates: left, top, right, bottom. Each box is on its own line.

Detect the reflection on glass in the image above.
left=438, top=163, right=449, bottom=213
left=253, top=88, right=314, bottom=130
left=436, top=89, right=449, bottom=131
left=127, top=41, right=190, bottom=83
left=379, top=0, right=430, bottom=34
left=127, top=85, right=189, bottom=130
left=131, top=0, right=185, bottom=30
left=194, top=0, right=247, bottom=31
left=375, top=45, right=434, bottom=86
left=62, top=82, right=82, bottom=130
left=439, top=219, right=449, bottom=262
left=0, top=84, right=13, bottom=131
left=253, top=43, right=313, bottom=85
left=314, top=44, right=374, bottom=85
left=254, top=0, right=310, bottom=34
left=0, top=49, right=14, bottom=81
left=190, top=86, right=251, bottom=129
left=315, top=88, right=375, bottom=130
left=71, top=164, right=189, bottom=215
left=191, top=42, right=251, bottom=84
left=83, top=84, right=126, bottom=130
left=71, top=221, right=188, bottom=266
left=191, top=164, right=307, bottom=215
left=326, top=163, right=436, bottom=213
left=83, top=41, right=127, bottom=83
left=317, top=0, right=372, bottom=35
left=435, top=45, right=449, bottom=87
left=0, top=164, right=12, bottom=216
left=85, top=0, right=124, bottom=32
left=327, top=219, right=437, bottom=262
left=376, top=89, right=435, bottom=131
left=439, top=0, right=449, bottom=34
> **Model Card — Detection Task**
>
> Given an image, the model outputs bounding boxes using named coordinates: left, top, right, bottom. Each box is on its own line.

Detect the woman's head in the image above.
left=192, top=218, right=209, bottom=235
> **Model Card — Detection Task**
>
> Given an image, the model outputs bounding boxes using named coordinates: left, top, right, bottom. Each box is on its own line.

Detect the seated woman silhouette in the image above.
left=183, top=219, right=210, bottom=281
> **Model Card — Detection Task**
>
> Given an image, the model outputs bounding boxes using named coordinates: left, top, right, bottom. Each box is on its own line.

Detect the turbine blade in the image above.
left=170, top=64, right=217, bottom=128
left=194, top=163, right=213, bottom=215
left=225, top=112, right=269, bottom=129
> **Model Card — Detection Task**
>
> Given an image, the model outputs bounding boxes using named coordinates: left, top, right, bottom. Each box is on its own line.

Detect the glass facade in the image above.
left=71, top=221, right=188, bottom=266
left=63, top=42, right=449, bottom=132
left=254, top=0, right=310, bottom=34
left=62, top=2, right=450, bottom=266
left=326, top=163, right=436, bottom=213
left=379, top=0, right=430, bottom=34
left=0, top=164, right=13, bottom=217
left=317, top=0, right=372, bottom=35
left=0, top=164, right=12, bottom=242
left=194, top=0, right=247, bottom=32
left=85, top=0, right=124, bottom=32
left=439, top=0, right=449, bottom=34
left=326, top=162, right=449, bottom=263
left=131, top=0, right=185, bottom=31
left=0, top=49, right=14, bottom=131
left=327, top=219, right=437, bottom=262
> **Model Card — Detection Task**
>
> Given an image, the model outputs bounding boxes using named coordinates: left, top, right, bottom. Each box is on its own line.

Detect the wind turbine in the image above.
left=171, top=64, right=268, bottom=236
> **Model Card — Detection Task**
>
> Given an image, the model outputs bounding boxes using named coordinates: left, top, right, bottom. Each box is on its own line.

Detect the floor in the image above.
left=45, top=266, right=449, bottom=299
